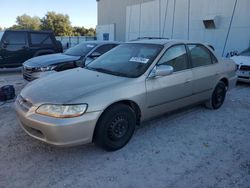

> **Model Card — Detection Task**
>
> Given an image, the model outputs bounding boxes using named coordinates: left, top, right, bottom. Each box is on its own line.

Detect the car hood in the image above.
left=231, top=56, right=250, bottom=66
left=24, top=53, right=81, bottom=67
left=20, top=68, right=129, bottom=105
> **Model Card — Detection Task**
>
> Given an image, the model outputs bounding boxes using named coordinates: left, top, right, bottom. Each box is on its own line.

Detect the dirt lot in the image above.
left=0, top=71, right=250, bottom=188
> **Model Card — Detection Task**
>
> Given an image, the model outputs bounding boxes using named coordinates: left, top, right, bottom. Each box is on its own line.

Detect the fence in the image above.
left=56, top=36, right=96, bottom=50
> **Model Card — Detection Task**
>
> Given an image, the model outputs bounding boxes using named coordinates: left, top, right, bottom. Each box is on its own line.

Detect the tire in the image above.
left=205, top=81, right=227, bottom=110
left=94, top=104, right=136, bottom=151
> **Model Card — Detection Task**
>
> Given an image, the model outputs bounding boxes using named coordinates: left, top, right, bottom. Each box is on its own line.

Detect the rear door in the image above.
left=28, top=32, right=56, bottom=57
left=1, top=31, right=29, bottom=67
left=146, top=44, right=193, bottom=116
left=187, top=44, right=219, bottom=99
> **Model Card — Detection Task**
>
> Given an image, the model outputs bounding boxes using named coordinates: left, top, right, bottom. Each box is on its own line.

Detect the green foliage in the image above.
left=73, top=26, right=88, bottom=36
left=41, top=11, right=73, bottom=36
left=86, top=28, right=96, bottom=36
left=7, top=12, right=95, bottom=36
left=10, top=14, right=41, bottom=30
left=72, top=26, right=96, bottom=36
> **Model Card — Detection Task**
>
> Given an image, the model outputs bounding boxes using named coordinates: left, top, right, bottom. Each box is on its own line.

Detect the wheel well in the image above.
left=100, top=100, right=141, bottom=125
left=112, top=101, right=141, bottom=125
left=220, top=78, right=229, bottom=88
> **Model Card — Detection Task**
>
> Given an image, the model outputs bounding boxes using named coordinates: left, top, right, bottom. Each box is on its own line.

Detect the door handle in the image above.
left=185, top=79, right=192, bottom=83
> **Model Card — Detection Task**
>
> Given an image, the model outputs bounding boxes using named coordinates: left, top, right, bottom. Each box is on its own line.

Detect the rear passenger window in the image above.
left=158, top=45, right=189, bottom=72
left=188, top=44, right=213, bottom=67
left=30, top=33, right=53, bottom=46
left=211, top=53, right=218, bottom=63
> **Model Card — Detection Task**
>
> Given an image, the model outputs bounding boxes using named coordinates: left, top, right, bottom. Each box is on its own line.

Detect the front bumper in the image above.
left=14, top=100, right=102, bottom=147
left=236, top=70, right=250, bottom=83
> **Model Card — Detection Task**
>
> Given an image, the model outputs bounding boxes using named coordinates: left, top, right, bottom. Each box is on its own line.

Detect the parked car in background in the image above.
left=22, top=41, right=120, bottom=81
left=0, top=30, right=62, bottom=68
left=231, top=48, right=250, bottom=83
left=15, top=39, right=237, bottom=151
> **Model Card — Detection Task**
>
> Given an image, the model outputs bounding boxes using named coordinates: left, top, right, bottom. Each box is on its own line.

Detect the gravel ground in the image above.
left=0, top=72, right=250, bottom=188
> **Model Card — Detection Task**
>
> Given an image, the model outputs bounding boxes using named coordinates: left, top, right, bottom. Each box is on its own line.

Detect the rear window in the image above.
left=30, top=33, right=53, bottom=46
left=64, top=43, right=97, bottom=56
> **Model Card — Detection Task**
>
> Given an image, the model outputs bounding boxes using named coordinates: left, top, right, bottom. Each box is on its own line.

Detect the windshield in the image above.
left=86, top=43, right=163, bottom=78
left=0, top=31, right=4, bottom=41
left=64, top=43, right=97, bottom=56
left=239, top=48, right=250, bottom=56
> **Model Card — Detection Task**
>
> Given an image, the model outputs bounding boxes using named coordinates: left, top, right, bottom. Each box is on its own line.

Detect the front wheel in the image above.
left=205, top=81, right=227, bottom=109
left=94, top=104, right=136, bottom=151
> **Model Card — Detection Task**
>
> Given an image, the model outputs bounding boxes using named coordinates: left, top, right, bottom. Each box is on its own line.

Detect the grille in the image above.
left=239, top=76, right=250, bottom=79
left=240, top=65, right=250, bottom=71
left=16, top=95, right=33, bottom=112
left=23, top=72, right=33, bottom=81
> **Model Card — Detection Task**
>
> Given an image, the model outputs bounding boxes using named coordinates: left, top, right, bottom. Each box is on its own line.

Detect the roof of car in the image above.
left=128, top=39, right=195, bottom=45
left=82, top=41, right=121, bottom=45
left=5, top=29, right=54, bottom=33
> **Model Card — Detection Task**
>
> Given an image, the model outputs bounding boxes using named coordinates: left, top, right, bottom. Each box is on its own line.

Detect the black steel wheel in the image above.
left=206, top=81, right=227, bottom=109
left=94, top=104, right=136, bottom=151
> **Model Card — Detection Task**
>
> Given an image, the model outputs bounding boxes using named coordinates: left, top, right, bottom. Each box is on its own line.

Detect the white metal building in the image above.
left=97, top=0, right=250, bottom=56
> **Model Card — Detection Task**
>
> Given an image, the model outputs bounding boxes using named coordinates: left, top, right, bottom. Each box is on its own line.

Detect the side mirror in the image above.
left=74, top=59, right=84, bottom=68
left=149, top=65, right=174, bottom=78
left=89, top=52, right=101, bottom=58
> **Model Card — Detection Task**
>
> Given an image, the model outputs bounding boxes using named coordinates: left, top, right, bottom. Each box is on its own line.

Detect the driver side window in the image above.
left=158, top=45, right=189, bottom=72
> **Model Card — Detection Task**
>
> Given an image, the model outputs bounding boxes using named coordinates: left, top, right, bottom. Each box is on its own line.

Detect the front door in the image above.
left=146, top=44, right=193, bottom=118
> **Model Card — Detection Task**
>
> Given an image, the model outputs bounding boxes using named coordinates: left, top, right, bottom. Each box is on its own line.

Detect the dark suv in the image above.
left=0, top=30, right=62, bottom=68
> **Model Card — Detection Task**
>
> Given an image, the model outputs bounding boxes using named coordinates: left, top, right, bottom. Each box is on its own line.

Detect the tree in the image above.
left=41, top=11, right=73, bottom=36
left=0, top=26, right=2, bottom=31
left=10, top=14, right=41, bottom=30
left=86, top=28, right=96, bottom=36
left=73, top=26, right=88, bottom=36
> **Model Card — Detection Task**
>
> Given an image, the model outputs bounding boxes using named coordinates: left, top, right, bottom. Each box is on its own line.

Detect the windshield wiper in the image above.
left=85, top=66, right=130, bottom=77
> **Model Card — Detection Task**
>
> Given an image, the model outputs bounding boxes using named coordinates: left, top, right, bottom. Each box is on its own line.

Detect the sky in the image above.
left=0, top=0, right=97, bottom=29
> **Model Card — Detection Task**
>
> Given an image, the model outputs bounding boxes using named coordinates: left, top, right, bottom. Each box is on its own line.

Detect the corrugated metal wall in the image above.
left=98, top=0, right=250, bottom=56
left=98, top=0, right=154, bottom=41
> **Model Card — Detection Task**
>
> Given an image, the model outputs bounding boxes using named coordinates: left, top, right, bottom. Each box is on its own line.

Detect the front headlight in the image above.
left=39, top=65, right=56, bottom=72
left=36, top=104, right=88, bottom=118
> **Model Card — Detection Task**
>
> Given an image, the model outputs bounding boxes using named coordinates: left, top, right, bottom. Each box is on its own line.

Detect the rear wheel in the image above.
left=205, top=81, right=227, bottom=109
left=94, top=104, right=136, bottom=151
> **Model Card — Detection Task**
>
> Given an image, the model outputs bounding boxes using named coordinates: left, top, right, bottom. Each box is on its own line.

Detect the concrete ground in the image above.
left=0, top=70, right=250, bottom=188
